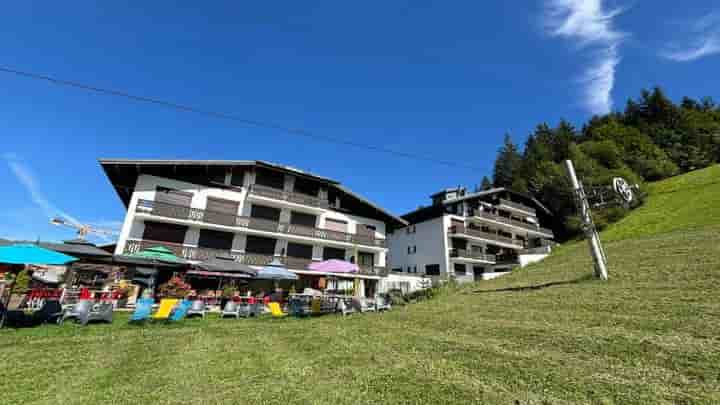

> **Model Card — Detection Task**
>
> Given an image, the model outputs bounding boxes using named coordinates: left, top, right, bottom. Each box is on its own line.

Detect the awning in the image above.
left=187, top=269, right=253, bottom=279
left=308, top=259, right=358, bottom=273
left=0, top=244, right=78, bottom=265
left=255, top=260, right=299, bottom=281
left=195, top=255, right=257, bottom=276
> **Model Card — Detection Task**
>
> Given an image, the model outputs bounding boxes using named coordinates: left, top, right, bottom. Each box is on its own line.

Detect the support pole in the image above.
left=564, top=160, right=609, bottom=280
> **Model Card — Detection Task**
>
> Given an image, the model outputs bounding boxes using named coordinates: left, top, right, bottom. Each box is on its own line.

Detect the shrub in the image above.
left=157, top=276, right=192, bottom=299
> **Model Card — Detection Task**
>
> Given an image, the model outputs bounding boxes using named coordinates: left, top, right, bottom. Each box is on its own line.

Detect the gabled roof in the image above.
left=99, top=159, right=407, bottom=228
left=441, top=187, right=553, bottom=216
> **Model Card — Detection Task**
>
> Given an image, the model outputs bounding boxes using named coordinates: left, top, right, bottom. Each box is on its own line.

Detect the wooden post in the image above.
left=564, top=160, right=609, bottom=280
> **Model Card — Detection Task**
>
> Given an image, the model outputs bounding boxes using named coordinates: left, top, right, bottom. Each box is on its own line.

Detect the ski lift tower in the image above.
left=564, top=160, right=609, bottom=280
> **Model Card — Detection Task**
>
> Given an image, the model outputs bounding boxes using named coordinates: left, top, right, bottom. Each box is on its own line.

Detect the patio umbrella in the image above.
left=0, top=244, right=78, bottom=265
left=124, top=246, right=186, bottom=292
left=256, top=260, right=298, bottom=281
left=195, top=255, right=257, bottom=276
left=308, top=259, right=358, bottom=274
left=125, top=246, right=186, bottom=264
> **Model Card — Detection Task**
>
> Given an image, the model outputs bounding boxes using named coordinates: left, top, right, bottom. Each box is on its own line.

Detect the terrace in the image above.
left=448, top=224, right=524, bottom=248
left=470, top=210, right=554, bottom=237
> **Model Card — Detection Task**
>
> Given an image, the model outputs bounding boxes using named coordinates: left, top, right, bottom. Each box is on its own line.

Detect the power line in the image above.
left=0, top=66, right=487, bottom=171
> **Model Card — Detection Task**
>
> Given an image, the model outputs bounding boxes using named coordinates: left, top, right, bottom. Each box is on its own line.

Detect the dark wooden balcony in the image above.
left=136, top=199, right=385, bottom=248
left=448, top=225, right=524, bottom=247
left=449, top=248, right=496, bottom=262
left=471, top=210, right=554, bottom=237
left=498, top=199, right=536, bottom=215
left=249, top=184, right=330, bottom=209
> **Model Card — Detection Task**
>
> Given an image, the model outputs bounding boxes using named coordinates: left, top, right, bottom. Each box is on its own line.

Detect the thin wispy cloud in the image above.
left=544, top=0, right=626, bottom=115
left=662, top=11, right=720, bottom=62
left=3, top=154, right=120, bottom=243
left=4, top=153, right=82, bottom=227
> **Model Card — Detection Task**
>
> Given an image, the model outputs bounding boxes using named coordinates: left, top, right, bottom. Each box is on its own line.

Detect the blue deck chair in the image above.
left=130, top=298, right=154, bottom=322
left=169, top=300, right=192, bottom=322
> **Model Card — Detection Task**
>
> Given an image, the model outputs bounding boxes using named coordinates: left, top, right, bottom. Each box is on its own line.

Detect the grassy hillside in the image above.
left=1, top=166, right=719, bottom=404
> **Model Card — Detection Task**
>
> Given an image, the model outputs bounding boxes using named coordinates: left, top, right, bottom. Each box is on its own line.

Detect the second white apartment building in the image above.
left=388, top=187, right=555, bottom=283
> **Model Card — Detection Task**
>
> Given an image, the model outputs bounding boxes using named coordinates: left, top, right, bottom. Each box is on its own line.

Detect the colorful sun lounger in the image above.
left=169, top=300, right=192, bottom=321
left=153, top=299, right=179, bottom=321
left=130, top=298, right=154, bottom=322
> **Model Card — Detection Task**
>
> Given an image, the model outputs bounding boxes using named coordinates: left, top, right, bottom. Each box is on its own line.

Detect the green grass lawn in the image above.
left=2, top=166, right=720, bottom=404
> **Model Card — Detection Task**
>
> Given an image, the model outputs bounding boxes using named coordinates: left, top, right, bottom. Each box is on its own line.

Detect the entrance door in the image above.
left=473, top=266, right=485, bottom=281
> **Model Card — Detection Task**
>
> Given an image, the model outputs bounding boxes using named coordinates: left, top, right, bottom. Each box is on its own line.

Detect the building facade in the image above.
left=100, top=159, right=407, bottom=297
left=388, top=187, right=555, bottom=283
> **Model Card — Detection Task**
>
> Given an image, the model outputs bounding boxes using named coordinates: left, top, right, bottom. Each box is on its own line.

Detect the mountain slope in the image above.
left=2, top=166, right=719, bottom=405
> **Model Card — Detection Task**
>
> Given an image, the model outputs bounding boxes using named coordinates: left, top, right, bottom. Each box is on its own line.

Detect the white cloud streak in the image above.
left=544, top=0, right=626, bottom=115
left=4, top=153, right=83, bottom=227
left=4, top=154, right=121, bottom=243
left=662, top=11, right=720, bottom=62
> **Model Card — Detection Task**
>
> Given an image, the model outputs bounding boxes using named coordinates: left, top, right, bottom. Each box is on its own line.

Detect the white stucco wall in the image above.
left=518, top=253, right=550, bottom=268
left=388, top=216, right=449, bottom=276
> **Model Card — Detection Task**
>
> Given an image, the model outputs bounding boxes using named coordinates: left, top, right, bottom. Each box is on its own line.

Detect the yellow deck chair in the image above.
left=268, top=302, right=287, bottom=318
left=153, top=299, right=179, bottom=321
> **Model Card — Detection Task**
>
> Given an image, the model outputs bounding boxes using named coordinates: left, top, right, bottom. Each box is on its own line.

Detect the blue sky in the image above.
left=2, top=1, right=719, bottom=243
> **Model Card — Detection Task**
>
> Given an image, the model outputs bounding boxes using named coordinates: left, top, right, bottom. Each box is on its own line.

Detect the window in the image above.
left=254, top=167, right=285, bottom=190
left=413, top=265, right=417, bottom=273
left=293, top=176, right=320, bottom=197
left=230, top=168, right=245, bottom=187
left=324, top=218, right=348, bottom=233
left=155, top=187, right=192, bottom=206
left=198, top=229, right=234, bottom=251
left=392, top=267, right=403, bottom=273
left=245, top=235, right=277, bottom=256
left=407, top=246, right=411, bottom=254
left=454, top=263, right=467, bottom=275
left=405, top=225, right=416, bottom=234
left=357, top=252, right=374, bottom=267
left=407, top=245, right=417, bottom=254
left=287, top=242, right=313, bottom=259
left=322, top=247, right=345, bottom=261
left=290, top=211, right=317, bottom=228
left=250, top=204, right=281, bottom=222
left=205, top=197, right=239, bottom=226
left=407, top=266, right=412, bottom=273
left=412, top=246, right=417, bottom=254
left=425, top=264, right=440, bottom=276
left=142, top=221, right=188, bottom=244
left=208, top=167, right=227, bottom=184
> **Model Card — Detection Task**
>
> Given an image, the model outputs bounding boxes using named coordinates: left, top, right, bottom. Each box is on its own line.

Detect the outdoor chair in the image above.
left=352, top=297, right=376, bottom=313
left=129, top=298, right=154, bottom=322
left=153, top=299, right=179, bottom=321
left=337, top=298, right=355, bottom=316
left=374, top=295, right=392, bottom=312
left=169, top=300, right=192, bottom=321
left=220, top=301, right=241, bottom=319
left=82, top=302, right=113, bottom=325
left=186, top=300, right=207, bottom=318
left=30, top=300, right=63, bottom=325
left=59, top=300, right=93, bottom=325
left=268, top=302, right=287, bottom=318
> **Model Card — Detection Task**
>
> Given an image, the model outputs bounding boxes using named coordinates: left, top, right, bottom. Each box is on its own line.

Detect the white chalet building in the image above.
left=100, top=159, right=407, bottom=297
left=388, top=187, right=555, bottom=284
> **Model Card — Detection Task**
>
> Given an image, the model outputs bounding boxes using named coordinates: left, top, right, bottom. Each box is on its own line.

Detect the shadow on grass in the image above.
left=469, top=274, right=595, bottom=294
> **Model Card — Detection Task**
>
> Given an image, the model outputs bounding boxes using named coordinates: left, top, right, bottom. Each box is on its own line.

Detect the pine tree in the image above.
left=493, top=134, right=523, bottom=188
left=480, top=176, right=492, bottom=190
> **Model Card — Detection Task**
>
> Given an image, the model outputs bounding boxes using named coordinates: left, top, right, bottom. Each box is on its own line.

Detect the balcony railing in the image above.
left=136, top=199, right=385, bottom=248
left=498, top=199, right=536, bottom=215
left=448, top=225, right=524, bottom=247
left=123, top=239, right=388, bottom=276
left=249, top=184, right=330, bottom=209
left=449, top=248, right=496, bottom=263
left=471, top=210, right=554, bottom=237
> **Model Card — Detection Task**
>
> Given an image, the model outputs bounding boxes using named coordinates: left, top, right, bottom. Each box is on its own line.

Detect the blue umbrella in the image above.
left=0, top=244, right=78, bottom=265
left=256, top=260, right=298, bottom=281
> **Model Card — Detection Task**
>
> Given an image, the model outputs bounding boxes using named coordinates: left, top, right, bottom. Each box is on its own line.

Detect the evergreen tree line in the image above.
left=482, top=87, right=720, bottom=240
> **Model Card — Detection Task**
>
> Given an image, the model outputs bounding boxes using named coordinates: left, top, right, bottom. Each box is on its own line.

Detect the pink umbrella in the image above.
left=308, top=259, right=358, bottom=273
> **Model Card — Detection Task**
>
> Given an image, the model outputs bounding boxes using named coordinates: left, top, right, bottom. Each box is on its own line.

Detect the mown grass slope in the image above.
left=1, top=166, right=719, bottom=405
